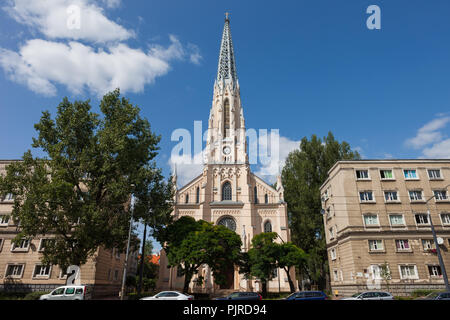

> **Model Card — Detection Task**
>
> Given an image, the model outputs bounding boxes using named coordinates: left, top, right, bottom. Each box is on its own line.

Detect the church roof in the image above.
left=216, top=16, right=238, bottom=86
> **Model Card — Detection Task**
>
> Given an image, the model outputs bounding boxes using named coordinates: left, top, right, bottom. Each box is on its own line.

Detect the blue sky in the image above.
left=1, top=0, right=450, bottom=251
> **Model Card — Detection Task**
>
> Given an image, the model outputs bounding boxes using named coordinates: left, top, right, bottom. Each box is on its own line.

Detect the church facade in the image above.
left=157, top=17, right=296, bottom=294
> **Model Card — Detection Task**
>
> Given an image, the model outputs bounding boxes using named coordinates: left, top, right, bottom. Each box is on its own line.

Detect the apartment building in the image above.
left=0, top=160, right=138, bottom=298
left=320, top=160, right=450, bottom=297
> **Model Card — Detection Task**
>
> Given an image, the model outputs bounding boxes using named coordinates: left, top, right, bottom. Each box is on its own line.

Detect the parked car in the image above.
left=140, top=291, right=194, bottom=300
left=215, top=292, right=262, bottom=300
left=416, top=291, right=450, bottom=300
left=341, top=291, right=394, bottom=300
left=39, top=285, right=92, bottom=300
left=284, top=291, right=328, bottom=300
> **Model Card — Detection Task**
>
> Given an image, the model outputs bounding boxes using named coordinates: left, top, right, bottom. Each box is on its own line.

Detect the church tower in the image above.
left=157, top=15, right=295, bottom=294
left=205, top=15, right=248, bottom=165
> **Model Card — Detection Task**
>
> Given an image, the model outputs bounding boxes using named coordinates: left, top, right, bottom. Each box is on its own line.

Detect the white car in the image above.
left=140, top=291, right=194, bottom=300
left=39, top=285, right=92, bottom=300
left=341, top=291, right=394, bottom=300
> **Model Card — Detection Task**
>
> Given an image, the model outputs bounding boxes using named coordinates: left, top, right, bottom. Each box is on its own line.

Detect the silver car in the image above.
left=342, top=291, right=394, bottom=300
left=39, top=285, right=92, bottom=300
left=140, top=291, right=194, bottom=300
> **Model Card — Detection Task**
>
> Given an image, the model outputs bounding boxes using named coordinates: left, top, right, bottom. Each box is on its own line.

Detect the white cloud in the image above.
left=423, top=139, right=450, bottom=158
left=169, top=150, right=204, bottom=188
left=0, top=37, right=189, bottom=96
left=3, top=0, right=133, bottom=43
left=405, top=116, right=450, bottom=149
left=255, top=133, right=300, bottom=183
left=405, top=114, right=450, bottom=159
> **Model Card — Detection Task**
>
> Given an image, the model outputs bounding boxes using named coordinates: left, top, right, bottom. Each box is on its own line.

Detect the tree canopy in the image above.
left=281, top=132, right=360, bottom=289
left=0, top=89, right=171, bottom=271
left=155, top=216, right=242, bottom=293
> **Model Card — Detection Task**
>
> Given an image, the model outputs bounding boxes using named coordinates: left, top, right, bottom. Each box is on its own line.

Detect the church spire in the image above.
left=216, top=13, right=238, bottom=87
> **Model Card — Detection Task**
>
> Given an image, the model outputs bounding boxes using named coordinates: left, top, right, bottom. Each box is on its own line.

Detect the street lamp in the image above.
left=425, top=184, right=450, bottom=292
left=120, top=193, right=135, bottom=300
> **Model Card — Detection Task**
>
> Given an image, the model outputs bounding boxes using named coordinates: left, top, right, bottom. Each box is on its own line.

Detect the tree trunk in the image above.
left=137, top=223, right=147, bottom=295
left=262, top=281, right=267, bottom=298
left=285, top=267, right=295, bottom=293
left=183, top=270, right=193, bottom=293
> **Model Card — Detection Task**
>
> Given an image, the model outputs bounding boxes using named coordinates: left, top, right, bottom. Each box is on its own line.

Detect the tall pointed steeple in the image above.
left=216, top=14, right=238, bottom=87
left=205, top=15, right=247, bottom=165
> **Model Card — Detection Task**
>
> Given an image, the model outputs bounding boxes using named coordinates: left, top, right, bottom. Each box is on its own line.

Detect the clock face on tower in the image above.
left=223, top=146, right=231, bottom=155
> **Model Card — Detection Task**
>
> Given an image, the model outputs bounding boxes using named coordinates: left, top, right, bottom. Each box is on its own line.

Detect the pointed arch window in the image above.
left=223, top=99, right=230, bottom=137
left=185, top=194, right=189, bottom=204
left=196, top=187, right=200, bottom=204
left=222, top=182, right=232, bottom=201
left=265, top=194, right=269, bottom=204
left=254, top=186, right=258, bottom=204
left=264, top=221, right=272, bottom=233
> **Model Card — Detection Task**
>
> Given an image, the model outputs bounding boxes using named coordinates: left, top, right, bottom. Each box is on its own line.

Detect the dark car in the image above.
left=418, top=291, right=450, bottom=300
left=215, top=292, right=262, bottom=300
left=284, top=291, right=328, bottom=301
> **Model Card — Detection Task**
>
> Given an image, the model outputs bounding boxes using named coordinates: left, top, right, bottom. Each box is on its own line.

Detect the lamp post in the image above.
left=425, top=184, right=450, bottom=292
left=120, top=194, right=135, bottom=300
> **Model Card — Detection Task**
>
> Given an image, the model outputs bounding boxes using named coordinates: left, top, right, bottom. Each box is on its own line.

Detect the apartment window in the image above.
left=2, top=193, right=14, bottom=202
left=409, top=190, right=423, bottom=201
left=177, top=267, right=184, bottom=277
left=428, top=169, right=442, bottom=180
left=441, top=213, right=450, bottom=225
left=368, top=240, right=384, bottom=251
left=330, top=248, right=336, bottom=260
left=107, top=269, right=112, bottom=280
left=38, top=238, right=55, bottom=252
left=5, top=264, right=24, bottom=278
left=114, top=269, right=119, bottom=281
left=389, top=214, right=405, bottom=226
left=33, top=265, right=51, bottom=278
left=329, top=227, right=334, bottom=239
left=395, top=239, right=410, bottom=251
left=384, top=191, right=399, bottom=202
left=434, top=190, right=448, bottom=201
left=370, top=265, right=382, bottom=280
left=363, top=214, right=379, bottom=226
left=404, top=169, right=418, bottom=179
left=359, top=191, right=374, bottom=202
left=415, top=214, right=430, bottom=226
left=115, top=249, right=121, bottom=259
left=333, top=270, right=339, bottom=281
left=0, top=239, right=3, bottom=252
left=428, top=265, right=442, bottom=277
left=399, top=265, right=418, bottom=280
left=356, top=170, right=370, bottom=180
left=0, top=214, right=10, bottom=226
left=380, top=169, right=394, bottom=180
left=272, top=269, right=278, bottom=279
left=422, top=239, right=435, bottom=251
left=11, top=239, right=30, bottom=252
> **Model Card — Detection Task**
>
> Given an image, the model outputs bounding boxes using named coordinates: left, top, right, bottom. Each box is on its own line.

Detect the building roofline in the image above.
left=320, top=158, right=450, bottom=191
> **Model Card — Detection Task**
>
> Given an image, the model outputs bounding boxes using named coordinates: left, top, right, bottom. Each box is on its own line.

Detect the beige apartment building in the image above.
left=321, top=160, right=450, bottom=297
left=0, top=160, right=139, bottom=298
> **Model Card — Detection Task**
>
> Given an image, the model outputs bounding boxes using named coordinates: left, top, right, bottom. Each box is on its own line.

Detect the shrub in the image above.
left=411, top=289, right=437, bottom=298
left=23, top=291, right=49, bottom=300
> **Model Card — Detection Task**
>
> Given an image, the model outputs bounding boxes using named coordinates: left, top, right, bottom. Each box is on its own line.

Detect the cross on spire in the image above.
left=225, top=12, right=230, bottom=21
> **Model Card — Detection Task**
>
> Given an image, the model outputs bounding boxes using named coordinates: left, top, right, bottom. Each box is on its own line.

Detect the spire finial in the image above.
left=225, top=12, right=230, bottom=21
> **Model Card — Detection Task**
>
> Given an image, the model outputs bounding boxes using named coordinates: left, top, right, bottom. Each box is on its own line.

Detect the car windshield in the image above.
left=286, top=293, right=297, bottom=299
left=351, top=293, right=361, bottom=298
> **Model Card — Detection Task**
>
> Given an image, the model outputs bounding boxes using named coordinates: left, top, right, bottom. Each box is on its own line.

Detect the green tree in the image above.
left=281, top=132, right=360, bottom=289
left=155, top=216, right=242, bottom=293
left=245, top=232, right=279, bottom=298
left=380, top=262, right=391, bottom=291
left=276, top=242, right=307, bottom=293
left=0, top=89, right=168, bottom=273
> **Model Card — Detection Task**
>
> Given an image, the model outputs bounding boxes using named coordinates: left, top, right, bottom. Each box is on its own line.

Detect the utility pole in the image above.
left=120, top=194, right=135, bottom=300
left=425, top=184, right=450, bottom=292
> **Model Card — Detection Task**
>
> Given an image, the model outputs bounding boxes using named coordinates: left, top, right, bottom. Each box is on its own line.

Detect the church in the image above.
left=157, top=16, right=296, bottom=294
